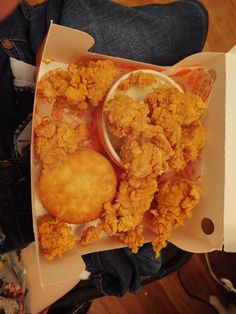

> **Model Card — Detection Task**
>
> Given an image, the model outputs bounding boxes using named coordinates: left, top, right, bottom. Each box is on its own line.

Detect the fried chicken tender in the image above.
left=37, top=60, right=117, bottom=110
left=105, top=95, right=150, bottom=138
left=37, top=69, right=88, bottom=111
left=34, top=118, right=79, bottom=169
left=181, top=122, right=206, bottom=163
left=169, top=122, right=206, bottom=171
left=38, top=216, right=78, bottom=261
left=143, top=125, right=174, bottom=162
left=146, top=86, right=206, bottom=126
left=145, top=177, right=201, bottom=256
left=144, top=87, right=206, bottom=171
left=76, top=60, right=118, bottom=105
left=120, top=124, right=175, bottom=180
left=151, top=109, right=182, bottom=147
left=118, top=71, right=157, bottom=90
left=120, top=136, right=165, bottom=179
left=37, top=69, right=70, bottom=102
left=103, top=176, right=157, bottom=235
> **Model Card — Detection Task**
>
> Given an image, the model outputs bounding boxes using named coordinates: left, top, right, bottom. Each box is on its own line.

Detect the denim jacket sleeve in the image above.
left=0, top=3, right=36, bottom=253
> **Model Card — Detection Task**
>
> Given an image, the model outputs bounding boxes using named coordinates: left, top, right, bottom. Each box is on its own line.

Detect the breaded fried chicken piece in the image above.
left=105, top=95, right=150, bottom=138
left=181, top=122, right=206, bottom=163
left=120, top=136, right=165, bottom=179
left=103, top=175, right=157, bottom=234
left=37, top=69, right=88, bottom=111
left=145, top=177, right=201, bottom=256
left=169, top=148, right=186, bottom=171
left=34, top=118, right=79, bottom=169
left=151, top=108, right=182, bottom=146
left=75, top=59, right=118, bottom=106
left=102, top=202, right=119, bottom=236
left=169, top=122, right=206, bottom=171
left=37, top=60, right=117, bottom=110
left=143, top=124, right=175, bottom=170
left=146, top=86, right=206, bottom=126
left=38, top=216, right=78, bottom=261
left=118, top=71, right=157, bottom=90
left=119, top=123, right=175, bottom=180
left=146, top=86, right=206, bottom=147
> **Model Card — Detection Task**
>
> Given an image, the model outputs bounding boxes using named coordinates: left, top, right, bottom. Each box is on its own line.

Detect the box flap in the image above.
left=224, top=45, right=236, bottom=251
left=42, top=23, right=95, bottom=63
left=175, top=51, right=223, bottom=67
left=21, top=244, right=81, bottom=314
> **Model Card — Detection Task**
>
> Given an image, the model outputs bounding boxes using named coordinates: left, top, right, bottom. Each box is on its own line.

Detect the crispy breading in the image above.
left=181, top=122, right=206, bottom=163
left=145, top=177, right=201, bottom=256
left=38, top=216, right=78, bottom=261
left=37, top=69, right=71, bottom=102
left=151, top=108, right=182, bottom=146
left=103, top=176, right=157, bottom=235
left=169, top=122, right=206, bottom=171
left=102, top=202, right=119, bottom=236
left=145, top=87, right=206, bottom=171
left=146, top=86, right=206, bottom=147
left=76, top=60, right=118, bottom=105
left=36, top=65, right=207, bottom=258
left=142, top=125, right=174, bottom=164
left=105, top=95, right=150, bottom=138
left=80, top=222, right=103, bottom=245
left=118, top=71, right=157, bottom=90
left=103, top=84, right=206, bottom=253
left=146, top=86, right=206, bottom=126
left=120, top=136, right=165, bottom=179
left=169, top=148, right=186, bottom=171
left=37, top=59, right=118, bottom=110
left=34, top=118, right=79, bottom=169
left=119, top=224, right=144, bottom=253
left=119, top=125, right=174, bottom=180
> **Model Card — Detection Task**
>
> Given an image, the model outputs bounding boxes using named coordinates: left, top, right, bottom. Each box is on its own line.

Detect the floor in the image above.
left=27, top=0, right=236, bottom=313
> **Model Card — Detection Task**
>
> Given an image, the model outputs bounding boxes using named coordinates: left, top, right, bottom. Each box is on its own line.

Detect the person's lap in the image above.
left=29, top=0, right=208, bottom=65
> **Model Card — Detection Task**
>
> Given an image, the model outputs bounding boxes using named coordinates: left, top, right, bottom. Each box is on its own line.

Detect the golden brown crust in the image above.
left=105, top=95, right=150, bottom=138
left=80, top=222, right=103, bottom=245
left=118, top=71, right=157, bottom=90
left=37, top=59, right=118, bottom=110
left=38, top=216, right=78, bottom=261
left=38, top=150, right=117, bottom=224
left=145, top=177, right=201, bottom=256
left=103, top=84, right=206, bottom=254
left=34, top=118, right=79, bottom=169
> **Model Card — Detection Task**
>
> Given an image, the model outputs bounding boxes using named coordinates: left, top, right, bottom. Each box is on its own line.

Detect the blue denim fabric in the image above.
left=83, top=243, right=162, bottom=296
left=0, top=0, right=208, bottom=298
